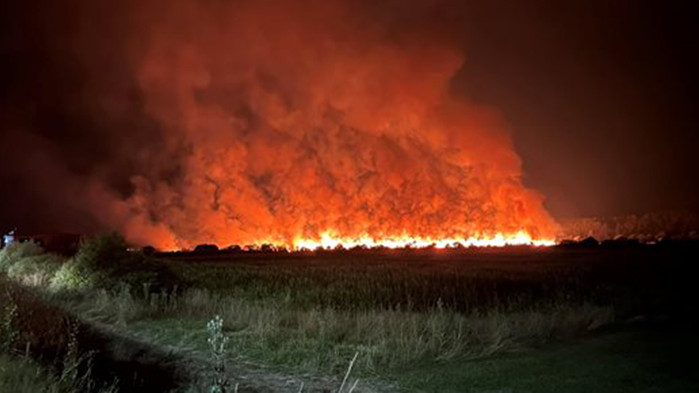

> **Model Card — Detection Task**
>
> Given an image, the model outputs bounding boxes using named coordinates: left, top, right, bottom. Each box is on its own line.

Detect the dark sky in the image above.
left=453, top=2, right=699, bottom=218
left=1, top=0, right=698, bottom=234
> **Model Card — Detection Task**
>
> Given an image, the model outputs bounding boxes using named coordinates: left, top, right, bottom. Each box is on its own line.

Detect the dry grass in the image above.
left=0, top=278, right=122, bottom=393
left=61, top=286, right=613, bottom=376
left=0, top=277, right=75, bottom=360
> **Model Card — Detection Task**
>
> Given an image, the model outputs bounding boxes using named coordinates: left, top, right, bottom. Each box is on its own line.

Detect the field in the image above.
left=1, top=237, right=698, bottom=392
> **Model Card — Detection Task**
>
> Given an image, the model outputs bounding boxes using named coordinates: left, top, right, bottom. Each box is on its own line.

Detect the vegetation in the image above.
left=0, top=241, right=65, bottom=293
left=50, top=233, right=177, bottom=291
left=0, top=279, right=119, bottom=393
left=87, top=289, right=610, bottom=374
left=207, top=315, right=231, bottom=393
left=0, top=235, right=697, bottom=392
left=0, top=353, right=119, bottom=393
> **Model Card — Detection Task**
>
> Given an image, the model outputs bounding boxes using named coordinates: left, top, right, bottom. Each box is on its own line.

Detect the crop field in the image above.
left=1, top=237, right=698, bottom=392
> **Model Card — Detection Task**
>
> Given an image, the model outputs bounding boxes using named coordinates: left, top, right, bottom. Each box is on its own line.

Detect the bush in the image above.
left=51, top=262, right=97, bottom=291
left=50, top=233, right=179, bottom=292
left=49, top=234, right=125, bottom=290
left=0, top=241, right=44, bottom=273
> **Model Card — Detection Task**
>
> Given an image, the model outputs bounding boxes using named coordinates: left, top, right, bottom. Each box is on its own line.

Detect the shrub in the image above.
left=0, top=241, right=44, bottom=273
left=51, top=262, right=98, bottom=291
left=50, top=233, right=179, bottom=292
left=73, top=233, right=132, bottom=271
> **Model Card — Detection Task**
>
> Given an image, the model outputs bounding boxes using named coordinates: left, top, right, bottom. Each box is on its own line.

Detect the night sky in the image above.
left=1, top=0, right=698, bottom=236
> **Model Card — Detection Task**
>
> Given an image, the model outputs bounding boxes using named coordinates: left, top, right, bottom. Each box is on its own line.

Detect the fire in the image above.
left=108, top=0, right=558, bottom=250
left=293, top=231, right=555, bottom=251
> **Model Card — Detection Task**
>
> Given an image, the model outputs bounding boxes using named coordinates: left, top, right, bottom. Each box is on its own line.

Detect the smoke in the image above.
left=117, top=0, right=556, bottom=248
left=1, top=0, right=555, bottom=248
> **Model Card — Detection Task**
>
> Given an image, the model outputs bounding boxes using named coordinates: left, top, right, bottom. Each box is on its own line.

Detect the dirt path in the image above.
left=97, top=323, right=400, bottom=392
left=3, top=277, right=399, bottom=393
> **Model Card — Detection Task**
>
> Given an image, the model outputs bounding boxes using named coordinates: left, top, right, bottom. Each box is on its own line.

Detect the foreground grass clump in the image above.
left=0, top=354, right=58, bottom=393
left=0, top=241, right=40, bottom=270
left=0, top=278, right=121, bottom=393
left=0, top=241, right=46, bottom=272
left=0, top=353, right=119, bottom=393
left=0, top=241, right=64, bottom=287
left=0, top=354, right=86, bottom=393
left=7, top=253, right=63, bottom=287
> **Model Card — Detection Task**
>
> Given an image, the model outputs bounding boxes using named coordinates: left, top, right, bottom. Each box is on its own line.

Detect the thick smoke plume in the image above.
left=116, top=0, right=555, bottom=249
left=1, top=0, right=555, bottom=249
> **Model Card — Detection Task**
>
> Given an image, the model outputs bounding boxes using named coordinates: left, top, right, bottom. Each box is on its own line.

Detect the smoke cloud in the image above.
left=1, top=0, right=555, bottom=248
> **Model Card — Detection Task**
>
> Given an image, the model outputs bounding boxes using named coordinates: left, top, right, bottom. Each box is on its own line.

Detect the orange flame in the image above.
left=293, top=231, right=555, bottom=251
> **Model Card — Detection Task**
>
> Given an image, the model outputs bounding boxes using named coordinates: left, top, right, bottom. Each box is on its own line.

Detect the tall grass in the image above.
left=0, top=277, right=120, bottom=393
left=0, top=353, right=119, bottom=393
left=62, top=286, right=613, bottom=376
left=1, top=241, right=42, bottom=269
left=0, top=241, right=59, bottom=282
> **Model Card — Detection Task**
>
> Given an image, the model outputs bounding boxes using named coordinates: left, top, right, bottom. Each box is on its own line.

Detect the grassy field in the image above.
left=395, top=324, right=699, bottom=393
left=1, top=236, right=697, bottom=392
